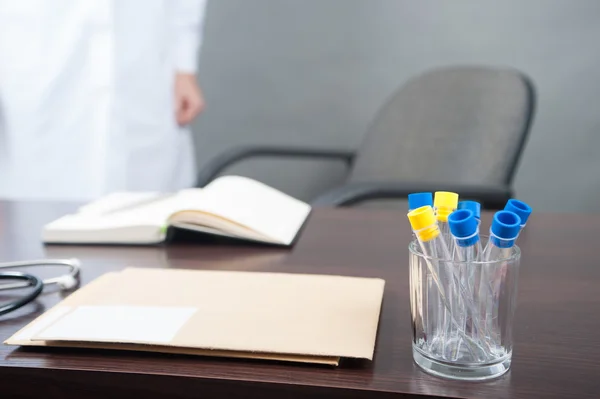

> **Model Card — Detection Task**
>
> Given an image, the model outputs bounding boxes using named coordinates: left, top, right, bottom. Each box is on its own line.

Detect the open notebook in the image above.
left=42, top=176, right=311, bottom=246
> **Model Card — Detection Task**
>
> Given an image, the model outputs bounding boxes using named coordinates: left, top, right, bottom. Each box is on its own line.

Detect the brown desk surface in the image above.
left=0, top=201, right=598, bottom=399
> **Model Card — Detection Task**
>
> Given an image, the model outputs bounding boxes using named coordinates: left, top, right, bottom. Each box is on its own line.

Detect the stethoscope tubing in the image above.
left=0, top=271, right=44, bottom=316
left=0, top=259, right=80, bottom=291
left=0, top=259, right=81, bottom=317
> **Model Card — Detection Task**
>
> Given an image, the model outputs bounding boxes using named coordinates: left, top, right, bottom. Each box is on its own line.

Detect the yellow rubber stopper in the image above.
left=407, top=205, right=439, bottom=242
left=434, top=191, right=459, bottom=222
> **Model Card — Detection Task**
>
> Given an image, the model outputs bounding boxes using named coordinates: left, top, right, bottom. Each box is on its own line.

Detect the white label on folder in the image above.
left=12, top=306, right=73, bottom=341
left=34, top=306, right=197, bottom=343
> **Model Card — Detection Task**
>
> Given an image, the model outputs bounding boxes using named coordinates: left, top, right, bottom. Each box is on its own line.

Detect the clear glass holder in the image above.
left=409, top=236, right=521, bottom=381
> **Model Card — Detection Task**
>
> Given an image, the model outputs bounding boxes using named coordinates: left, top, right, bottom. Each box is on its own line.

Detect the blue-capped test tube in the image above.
left=449, top=209, right=484, bottom=349
left=409, top=193, right=434, bottom=241
left=504, top=199, right=532, bottom=230
left=408, top=192, right=433, bottom=212
left=482, top=211, right=521, bottom=262
left=449, top=209, right=482, bottom=263
left=458, top=201, right=481, bottom=224
left=480, top=210, right=521, bottom=350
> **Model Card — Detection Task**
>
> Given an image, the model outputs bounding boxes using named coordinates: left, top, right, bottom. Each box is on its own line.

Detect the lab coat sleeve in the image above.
left=170, top=0, right=208, bottom=73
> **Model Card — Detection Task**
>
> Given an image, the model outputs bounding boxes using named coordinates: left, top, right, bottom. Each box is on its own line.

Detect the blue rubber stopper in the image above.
left=504, top=199, right=532, bottom=227
left=408, top=192, right=433, bottom=211
left=457, top=201, right=481, bottom=220
left=448, top=209, right=479, bottom=247
left=490, top=211, right=522, bottom=248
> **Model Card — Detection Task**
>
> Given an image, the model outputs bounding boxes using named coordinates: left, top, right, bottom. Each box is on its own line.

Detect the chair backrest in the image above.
left=348, top=66, right=535, bottom=187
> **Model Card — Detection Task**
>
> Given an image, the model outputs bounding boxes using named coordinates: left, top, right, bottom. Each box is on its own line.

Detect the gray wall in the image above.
left=193, top=0, right=600, bottom=212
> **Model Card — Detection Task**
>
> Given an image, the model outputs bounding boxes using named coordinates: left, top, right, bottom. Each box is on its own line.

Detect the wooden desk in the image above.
left=0, top=201, right=598, bottom=398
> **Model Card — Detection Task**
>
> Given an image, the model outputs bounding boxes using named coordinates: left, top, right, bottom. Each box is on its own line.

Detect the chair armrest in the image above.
left=311, top=182, right=513, bottom=209
left=196, top=146, right=355, bottom=187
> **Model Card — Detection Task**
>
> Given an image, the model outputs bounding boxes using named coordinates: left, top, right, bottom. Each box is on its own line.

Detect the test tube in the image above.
left=408, top=192, right=433, bottom=212
left=482, top=211, right=521, bottom=262
left=408, top=206, right=485, bottom=361
left=480, top=210, right=521, bottom=352
left=449, top=209, right=482, bottom=263
left=458, top=201, right=481, bottom=225
left=408, top=193, right=435, bottom=344
left=448, top=209, right=484, bottom=354
left=434, top=192, right=459, bottom=249
left=504, top=199, right=532, bottom=230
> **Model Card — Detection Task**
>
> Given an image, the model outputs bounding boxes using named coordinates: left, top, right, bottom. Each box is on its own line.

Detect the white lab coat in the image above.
left=0, top=0, right=207, bottom=201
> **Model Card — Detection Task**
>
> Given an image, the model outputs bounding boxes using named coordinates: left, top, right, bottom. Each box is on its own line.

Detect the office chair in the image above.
left=195, top=66, right=536, bottom=209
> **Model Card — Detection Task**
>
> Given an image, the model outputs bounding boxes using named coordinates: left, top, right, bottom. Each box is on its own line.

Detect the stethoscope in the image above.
left=0, top=259, right=81, bottom=316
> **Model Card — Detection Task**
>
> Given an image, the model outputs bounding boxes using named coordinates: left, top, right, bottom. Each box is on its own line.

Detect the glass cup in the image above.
left=409, top=237, right=521, bottom=381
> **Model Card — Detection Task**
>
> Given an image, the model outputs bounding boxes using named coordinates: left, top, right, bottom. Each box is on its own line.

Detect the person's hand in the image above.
left=174, top=72, right=205, bottom=126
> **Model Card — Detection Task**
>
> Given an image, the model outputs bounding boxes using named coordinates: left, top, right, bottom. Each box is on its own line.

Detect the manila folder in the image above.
left=6, top=268, right=386, bottom=366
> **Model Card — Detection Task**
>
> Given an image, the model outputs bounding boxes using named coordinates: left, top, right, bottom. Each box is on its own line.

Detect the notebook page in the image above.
left=43, top=191, right=207, bottom=243
left=94, top=190, right=209, bottom=226
left=77, top=192, right=165, bottom=216
left=192, top=176, right=311, bottom=245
